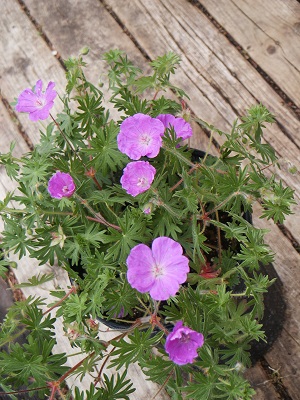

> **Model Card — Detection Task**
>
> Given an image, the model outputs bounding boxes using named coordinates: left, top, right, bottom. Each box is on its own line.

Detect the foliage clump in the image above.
left=0, top=49, right=295, bottom=399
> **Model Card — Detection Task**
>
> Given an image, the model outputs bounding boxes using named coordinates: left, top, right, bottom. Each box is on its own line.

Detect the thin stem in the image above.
left=75, top=194, right=121, bottom=231
left=85, top=216, right=121, bottom=231
left=43, top=286, right=77, bottom=316
left=48, top=383, right=58, bottom=400
left=198, top=191, right=240, bottom=220
left=150, top=367, right=175, bottom=400
left=94, top=346, right=116, bottom=386
left=152, top=89, right=160, bottom=101
left=0, top=386, right=48, bottom=396
left=215, top=210, right=222, bottom=264
left=50, top=113, right=77, bottom=154
left=163, top=145, right=195, bottom=168
left=57, top=351, right=96, bottom=385
left=230, top=291, right=248, bottom=297
left=169, top=164, right=200, bottom=192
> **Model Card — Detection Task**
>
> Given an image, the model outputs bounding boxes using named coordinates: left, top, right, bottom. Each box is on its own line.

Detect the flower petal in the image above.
left=152, top=237, right=189, bottom=277
left=149, top=276, right=180, bottom=301
left=127, top=244, right=156, bottom=293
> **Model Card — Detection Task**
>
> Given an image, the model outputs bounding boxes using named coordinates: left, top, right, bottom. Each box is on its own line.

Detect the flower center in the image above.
left=152, top=263, right=164, bottom=277
left=139, top=134, right=151, bottom=146
left=35, top=97, right=45, bottom=109
left=62, top=185, right=69, bottom=193
left=137, top=177, right=148, bottom=187
left=179, top=332, right=190, bottom=343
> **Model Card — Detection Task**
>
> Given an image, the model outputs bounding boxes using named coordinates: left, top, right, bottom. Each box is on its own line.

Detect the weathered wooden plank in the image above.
left=0, top=102, right=29, bottom=156
left=0, top=1, right=65, bottom=146
left=24, top=0, right=217, bottom=154
left=105, top=0, right=300, bottom=142
left=264, top=329, right=300, bottom=400
left=200, top=0, right=300, bottom=108
left=244, top=363, right=280, bottom=400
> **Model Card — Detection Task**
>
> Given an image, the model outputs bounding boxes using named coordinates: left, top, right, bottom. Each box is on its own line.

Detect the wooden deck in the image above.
left=0, top=0, right=299, bottom=398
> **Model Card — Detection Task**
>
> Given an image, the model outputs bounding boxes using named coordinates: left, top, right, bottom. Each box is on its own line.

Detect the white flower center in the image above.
left=140, top=134, right=151, bottom=146
left=35, top=97, right=46, bottom=109
left=152, top=263, right=163, bottom=277
left=137, top=177, right=148, bottom=187
left=62, top=185, right=69, bottom=193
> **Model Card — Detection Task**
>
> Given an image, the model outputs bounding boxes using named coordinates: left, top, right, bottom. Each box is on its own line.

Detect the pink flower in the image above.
left=121, top=161, right=156, bottom=197
left=165, top=321, right=204, bottom=365
left=15, top=80, right=57, bottom=122
left=156, top=114, right=193, bottom=141
left=48, top=171, right=76, bottom=199
left=126, top=237, right=189, bottom=301
left=117, top=113, right=164, bottom=160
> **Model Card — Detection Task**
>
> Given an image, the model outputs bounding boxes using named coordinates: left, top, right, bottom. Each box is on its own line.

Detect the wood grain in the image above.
left=0, top=1, right=65, bottom=145
left=1, top=0, right=299, bottom=398
left=200, top=0, right=300, bottom=108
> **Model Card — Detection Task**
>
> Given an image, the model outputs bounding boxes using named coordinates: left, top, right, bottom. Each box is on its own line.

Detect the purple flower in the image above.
left=121, top=161, right=156, bottom=197
left=156, top=114, right=193, bottom=141
left=15, top=80, right=57, bottom=122
left=48, top=171, right=76, bottom=199
left=165, top=321, right=204, bottom=365
left=117, top=113, right=164, bottom=160
left=126, top=237, right=189, bottom=301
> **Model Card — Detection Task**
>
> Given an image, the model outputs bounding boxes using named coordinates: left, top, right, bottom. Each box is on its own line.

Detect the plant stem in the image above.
left=198, top=191, right=240, bottom=220
left=164, top=145, right=195, bottom=168
left=94, top=346, right=116, bottom=386
left=62, top=353, right=95, bottom=384
left=215, top=210, right=222, bottom=263
left=150, top=367, right=175, bottom=400
left=75, top=194, right=121, bottom=231
left=0, top=386, right=48, bottom=396
left=43, top=286, right=77, bottom=316
left=50, top=113, right=77, bottom=154
left=169, top=164, right=200, bottom=192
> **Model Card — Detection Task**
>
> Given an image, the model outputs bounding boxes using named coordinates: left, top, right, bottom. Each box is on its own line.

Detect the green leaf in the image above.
left=83, top=121, right=127, bottom=175
left=110, top=328, right=164, bottom=370
left=14, top=273, right=55, bottom=288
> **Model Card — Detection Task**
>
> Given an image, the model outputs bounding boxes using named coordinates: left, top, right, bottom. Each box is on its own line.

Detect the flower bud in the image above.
left=80, top=46, right=90, bottom=55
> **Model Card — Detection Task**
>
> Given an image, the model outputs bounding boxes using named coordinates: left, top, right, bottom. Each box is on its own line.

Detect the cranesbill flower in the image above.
left=121, top=161, right=156, bottom=197
left=48, top=171, right=76, bottom=199
left=165, top=321, right=204, bottom=365
left=15, top=80, right=57, bottom=122
left=156, top=114, right=193, bottom=141
left=126, top=237, right=189, bottom=301
left=117, top=113, right=164, bottom=160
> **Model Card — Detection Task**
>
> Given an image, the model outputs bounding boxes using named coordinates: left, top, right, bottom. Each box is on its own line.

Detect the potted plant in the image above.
left=0, top=49, right=295, bottom=399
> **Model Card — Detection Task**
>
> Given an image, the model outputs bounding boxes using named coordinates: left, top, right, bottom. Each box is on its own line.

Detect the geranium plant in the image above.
left=0, top=50, right=295, bottom=399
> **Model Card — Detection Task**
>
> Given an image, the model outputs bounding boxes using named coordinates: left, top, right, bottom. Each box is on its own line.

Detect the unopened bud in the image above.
left=86, top=318, right=99, bottom=331
left=50, top=225, right=66, bottom=248
left=9, top=261, right=18, bottom=269
left=80, top=46, right=90, bottom=56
